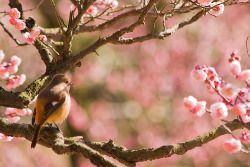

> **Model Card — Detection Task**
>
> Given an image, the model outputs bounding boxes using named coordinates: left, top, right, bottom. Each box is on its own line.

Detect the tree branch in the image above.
left=61, top=0, right=96, bottom=58
left=110, top=9, right=206, bottom=44
left=0, top=74, right=50, bottom=108
left=0, top=118, right=248, bottom=166
left=0, top=118, right=118, bottom=167
left=2, top=0, right=248, bottom=110
left=83, top=119, right=249, bottom=162
left=0, top=21, right=28, bottom=46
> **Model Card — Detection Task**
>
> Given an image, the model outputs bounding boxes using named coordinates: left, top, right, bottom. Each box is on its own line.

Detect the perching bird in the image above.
left=31, top=74, right=72, bottom=148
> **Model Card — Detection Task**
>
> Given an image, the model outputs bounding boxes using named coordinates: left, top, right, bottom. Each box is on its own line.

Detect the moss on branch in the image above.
left=0, top=118, right=248, bottom=166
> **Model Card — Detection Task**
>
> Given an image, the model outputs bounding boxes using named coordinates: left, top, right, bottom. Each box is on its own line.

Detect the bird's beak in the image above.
left=69, top=82, right=74, bottom=86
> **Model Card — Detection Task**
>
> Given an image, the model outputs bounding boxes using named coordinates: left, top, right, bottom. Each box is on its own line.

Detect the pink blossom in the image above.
left=14, top=108, right=32, bottom=116
left=0, top=133, right=13, bottom=142
left=210, top=3, right=224, bottom=16
left=19, top=74, right=26, bottom=84
left=238, top=0, right=248, bottom=2
left=183, top=96, right=197, bottom=110
left=9, top=18, right=17, bottom=25
left=220, top=84, right=238, bottom=99
left=191, top=101, right=207, bottom=117
left=230, top=49, right=241, bottom=61
left=5, top=108, right=16, bottom=116
left=14, top=19, right=26, bottom=30
left=210, top=102, right=228, bottom=119
left=239, top=132, right=250, bottom=143
left=240, top=114, right=250, bottom=123
left=29, top=27, right=41, bottom=38
left=96, top=4, right=106, bottom=9
left=5, top=74, right=26, bottom=89
left=231, top=50, right=238, bottom=57
left=10, top=55, right=21, bottom=66
left=205, top=75, right=222, bottom=93
left=85, top=6, right=98, bottom=16
left=6, top=64, right=18, bottom=74
left=38, top=35, right=47, bottom=42
left=197, top=0, right=213, bottom=6
left=95, top=0, right=103, bottom=3
left=5, top=107, right=32, bottom=117
left=23, top=32, right=35, bottom=44
left=229, top=60, right=241, bottom=76
left=95, top=0, right=118, bottom=10
left=238, top=70, right=250, bottom=82
left=108, top=0, right=119, bottom=8
left=232, top=103, right=247, bottom=115
left=22, top=108, right=32, bottom=115
left=191, top=69, right=207, bottom=81
left=0, top=66, right=9, bottom=79
left=9, top=8, right=20, bottom=19
left=0, top=50, right=4, bottom=63
left=238, top=88, right=249, bottom=101
left=5, top=76, right=17, bottom=89
left=223, top=138, right=242, bottom=153
left=96, top=0, right=109, bottom=5
left=204, top=66, right=218, bottom=79
left=7, top=116, right=20, bottom=123
left=17, top=109, right=27, bottom=116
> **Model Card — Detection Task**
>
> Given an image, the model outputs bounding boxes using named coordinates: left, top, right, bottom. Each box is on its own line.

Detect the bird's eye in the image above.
left=65, top=81, right=69, bottom=84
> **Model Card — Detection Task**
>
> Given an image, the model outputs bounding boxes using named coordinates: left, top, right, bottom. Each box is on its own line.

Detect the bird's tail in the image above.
left=31, top=125, right=41, bottom=149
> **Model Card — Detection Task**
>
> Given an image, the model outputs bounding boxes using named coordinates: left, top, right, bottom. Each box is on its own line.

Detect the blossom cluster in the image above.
left=0, top=50, right=31, bottom=142
left=0, top=108, right=32, bottom=142
left=223, top=133, right=250, bottom=153
left=9, top=8, right=25, bottom=30
left=0, top=50, right=26, bottom=89
left=84, top=0, right=119, bottom=16
left=184, top=50, right=250, bottom=154
left=5, top=107, right=32, bottom=123
left=197, top=0, right=224, bottom=16
left=9, top=8, right=47, bottom=44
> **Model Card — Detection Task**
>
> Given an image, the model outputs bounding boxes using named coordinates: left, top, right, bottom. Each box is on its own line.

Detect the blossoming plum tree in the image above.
left=186, top=50, right=250, bottom=154
left=0, top=0, right=249, bottom=166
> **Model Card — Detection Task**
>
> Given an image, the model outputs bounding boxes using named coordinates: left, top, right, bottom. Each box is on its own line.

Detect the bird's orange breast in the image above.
left=46, top=96, right=71, bottom=124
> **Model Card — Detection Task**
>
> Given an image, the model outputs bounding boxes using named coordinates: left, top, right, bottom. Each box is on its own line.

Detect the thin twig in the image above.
left=220, top=122, right=250, bottom=153
left=49, top=0, right=65, bottom=34
left=246, top=36, right=250, bottom=57
left=206, top=78, right=233, bottom=106
left=37, top=38, right=60, bottom=56
left=49, top=39, right=64, bottom=46
left=0, top=21, right=28, bottom=46
left=23, top=0, right=45, bottom=12
left=83, top=7, right=112, bottom=26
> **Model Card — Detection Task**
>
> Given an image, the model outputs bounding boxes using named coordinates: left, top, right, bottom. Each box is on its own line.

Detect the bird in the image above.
left=31, top=73, right=73, bottom=148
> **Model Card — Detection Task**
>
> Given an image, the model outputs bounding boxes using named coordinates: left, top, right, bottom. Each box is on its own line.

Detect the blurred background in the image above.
left=0, top=0, right=250, bottom=166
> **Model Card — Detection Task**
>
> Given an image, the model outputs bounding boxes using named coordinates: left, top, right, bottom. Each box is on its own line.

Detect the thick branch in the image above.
left=56, top=0, right=159, bottom=70
left=33, top=40, right=54, bottom=72
left=82, top=119, right=249, bottom=162
left=40, top=1, right=249, bottom=38
left=0, top=118, right=118, bottom=167
left=0, top=118, right=248, bottom=167
left=62, top=0, right=96, bottom=58
left=0, top=74, right=50, bottom=108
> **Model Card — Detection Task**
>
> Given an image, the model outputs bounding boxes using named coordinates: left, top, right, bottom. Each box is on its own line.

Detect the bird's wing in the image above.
left=43, top=96, right=66, bottom=121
